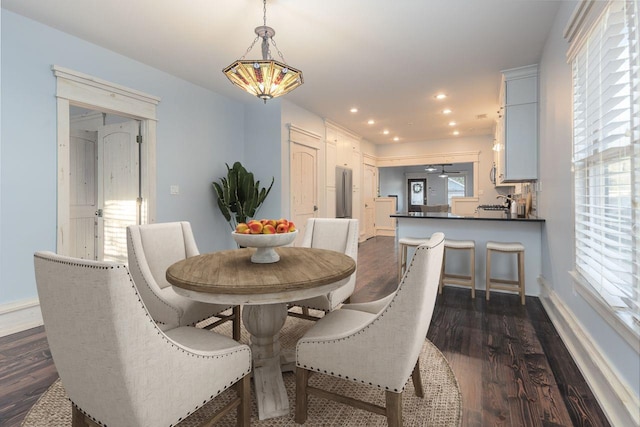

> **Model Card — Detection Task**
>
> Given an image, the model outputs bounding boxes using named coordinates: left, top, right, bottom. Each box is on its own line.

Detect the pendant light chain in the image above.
left=222, top=0, right=304, bottom=102
left=238, top=36, right=260, bottom=61
left=263, top=0, right=267, bottom=27
left=235, top=0, right=289, bottom=63
left=263, top=0, right=287, bottom=64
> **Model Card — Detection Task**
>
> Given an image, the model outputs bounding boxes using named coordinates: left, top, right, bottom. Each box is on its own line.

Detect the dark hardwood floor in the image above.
left=0, top=236, right=610, bottom=426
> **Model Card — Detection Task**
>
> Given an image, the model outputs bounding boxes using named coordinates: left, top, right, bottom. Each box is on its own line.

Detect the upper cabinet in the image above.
left=495, top=64, right=538, bottom=183
left=325, top=122, right=362, bottom=220
left=337, top=134, right=361, bottom=169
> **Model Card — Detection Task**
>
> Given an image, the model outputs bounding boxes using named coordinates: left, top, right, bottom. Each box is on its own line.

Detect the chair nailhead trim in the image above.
left=296, top=241, right=443, bottom=392
left=128, top=233, right=182, bottom=320
left=41, top=254, right=252, bottom=427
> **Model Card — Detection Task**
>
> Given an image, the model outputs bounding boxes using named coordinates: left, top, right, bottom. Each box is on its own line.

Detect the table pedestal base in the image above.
left=242, top=303, right=290, bottom=420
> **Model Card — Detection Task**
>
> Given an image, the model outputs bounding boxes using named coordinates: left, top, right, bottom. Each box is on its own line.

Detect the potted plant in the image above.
left=212, top=161, right=274, bottom=230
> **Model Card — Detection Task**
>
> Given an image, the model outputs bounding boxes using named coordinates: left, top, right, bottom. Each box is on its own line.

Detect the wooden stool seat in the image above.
left=398, top=237, right=430, bottom=278
left=486, top=241, right=525, bottom=305
left=439, top=239, right=476, bottom=298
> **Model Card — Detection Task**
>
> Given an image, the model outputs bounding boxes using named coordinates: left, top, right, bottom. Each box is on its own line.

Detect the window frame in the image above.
left=446, top=173, right=468, bottom=206
left=566, top=0, right=640, bottom=350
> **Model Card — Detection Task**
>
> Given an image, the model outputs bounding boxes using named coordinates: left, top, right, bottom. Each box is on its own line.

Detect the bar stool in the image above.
left=485, top=241, right=525, bottom=305
left=398, top=237, right=430, bottom=278
left=439, top=239, right=476, bottom=298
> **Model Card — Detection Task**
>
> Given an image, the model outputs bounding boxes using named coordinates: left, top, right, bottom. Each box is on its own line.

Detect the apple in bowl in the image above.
left=232, top=219, right=297, bottom=263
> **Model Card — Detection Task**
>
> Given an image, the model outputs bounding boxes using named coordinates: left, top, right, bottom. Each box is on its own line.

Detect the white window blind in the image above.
left=572, top=0, right=639, bottom=328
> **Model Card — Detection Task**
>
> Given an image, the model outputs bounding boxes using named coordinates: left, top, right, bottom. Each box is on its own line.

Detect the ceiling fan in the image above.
left=425, top=164, right=462, bottom=178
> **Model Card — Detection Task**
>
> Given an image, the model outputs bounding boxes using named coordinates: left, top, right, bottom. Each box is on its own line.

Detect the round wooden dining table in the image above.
left=166, top=246, right=356, bottom=420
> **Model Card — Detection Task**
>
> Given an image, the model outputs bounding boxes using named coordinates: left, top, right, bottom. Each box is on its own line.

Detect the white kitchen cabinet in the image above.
left=325, top=122, right=362, bottom=222
left=374, top=197, right=396, bottom=237
left=326, top=140, right=337, bottom=188
left=326, top=186, right=336, bottom=219
left=493, top=104, right=510, bottom=187
left=336, top=132, right=361, bottom=169
left=495, top=64, right=538, bottom=183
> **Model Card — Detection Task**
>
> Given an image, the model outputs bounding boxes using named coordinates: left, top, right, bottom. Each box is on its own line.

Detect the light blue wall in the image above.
left=379, top=167, right=406, bottom=211
left=244, top=100, right=282, bottom=221
left=0, top=10, right=246, bottom=304
left=538, top=0, right=639, bottom=397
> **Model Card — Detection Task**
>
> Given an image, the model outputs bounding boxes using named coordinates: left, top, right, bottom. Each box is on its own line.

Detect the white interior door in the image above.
left=97, top=120, right=140, bottom=263
left=363, top=164, right=377, bottom=239
left=291, top=142, right=318, bottom=246
left=69, top=129, right=98, bottom=259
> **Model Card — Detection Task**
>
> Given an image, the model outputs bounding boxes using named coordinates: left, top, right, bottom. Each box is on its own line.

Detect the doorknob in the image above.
left=95, top=209, right=103, bottom=217
left=313, top=205, right=318, bottom=211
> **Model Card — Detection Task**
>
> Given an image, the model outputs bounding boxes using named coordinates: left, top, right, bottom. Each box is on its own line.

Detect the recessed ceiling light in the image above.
left=453, top=130, right=460, bottom=136
left=350, top=107, right=358, bottom=113
left=393, top=136, right=400, bottom=142
left=448, top=121, right=457, bottom=126
left=383, top=129, right=390, bottom=135
left=367, top=119, right=375, bottom=125
left=442, top=109, right=452, bottom=114
left=435, top=93, right=447, bottom=100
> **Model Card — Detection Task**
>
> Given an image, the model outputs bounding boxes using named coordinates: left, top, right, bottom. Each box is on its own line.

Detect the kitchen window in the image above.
left=447, top=175, right=467, bottom=205
left=568, top=0, right=639, bottom=339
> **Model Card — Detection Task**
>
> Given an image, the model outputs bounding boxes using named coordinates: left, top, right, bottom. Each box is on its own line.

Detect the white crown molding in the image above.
left=288, top=123, right=322, bottom=140
left=323, top=119, right=362, bottom=141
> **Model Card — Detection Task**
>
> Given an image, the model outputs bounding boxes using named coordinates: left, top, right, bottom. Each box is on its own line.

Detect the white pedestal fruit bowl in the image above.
left=232, top=230, right=298, bottom=263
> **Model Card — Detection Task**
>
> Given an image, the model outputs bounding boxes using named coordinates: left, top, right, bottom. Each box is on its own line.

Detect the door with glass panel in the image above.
left=407, top=178, right=426, bottom=212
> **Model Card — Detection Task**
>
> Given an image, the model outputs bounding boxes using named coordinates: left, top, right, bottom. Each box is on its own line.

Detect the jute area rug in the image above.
left=22, top=311, right=462, bottom=426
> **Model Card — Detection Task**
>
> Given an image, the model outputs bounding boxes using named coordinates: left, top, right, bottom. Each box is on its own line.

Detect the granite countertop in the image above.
left=390, top=211, right=545, bottom=222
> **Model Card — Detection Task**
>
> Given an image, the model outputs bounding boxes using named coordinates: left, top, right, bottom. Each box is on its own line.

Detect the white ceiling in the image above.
left=2, top=0, right=563, bottom=144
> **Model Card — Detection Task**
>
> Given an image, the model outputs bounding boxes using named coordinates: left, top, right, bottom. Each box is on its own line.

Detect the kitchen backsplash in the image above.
left=513, top=182, right=537, bottom=217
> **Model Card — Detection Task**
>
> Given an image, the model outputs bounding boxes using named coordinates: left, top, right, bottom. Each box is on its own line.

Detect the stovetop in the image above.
left=478, top=204, right=507, bottom=211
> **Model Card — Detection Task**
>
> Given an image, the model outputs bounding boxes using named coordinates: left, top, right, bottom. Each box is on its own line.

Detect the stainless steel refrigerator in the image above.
left=336, top=166, right=353, bottom=218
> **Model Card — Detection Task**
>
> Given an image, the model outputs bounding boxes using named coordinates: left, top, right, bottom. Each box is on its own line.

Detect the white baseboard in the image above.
left=0, top=298, right=43, bottom=338
left=538, top=277, right=640, bottom=427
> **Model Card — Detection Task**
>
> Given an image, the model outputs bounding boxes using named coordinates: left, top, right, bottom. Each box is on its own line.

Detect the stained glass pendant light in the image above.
left=222, top=0, right=303, bottom=103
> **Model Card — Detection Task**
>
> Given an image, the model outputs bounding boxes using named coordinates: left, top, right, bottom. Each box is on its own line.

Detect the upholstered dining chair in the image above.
left=288, top=218, right=359, bottom=320
left=127, top=222, right=241, bottom=340
left=295, top=232, right=445, bottom=427
left=34, top=251, right=252, bottom=427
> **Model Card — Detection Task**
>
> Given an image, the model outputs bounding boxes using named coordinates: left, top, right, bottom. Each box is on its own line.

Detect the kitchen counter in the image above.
left=391, top=211, right=545, bottom=222
left=394, top=212, right=544, bottom=296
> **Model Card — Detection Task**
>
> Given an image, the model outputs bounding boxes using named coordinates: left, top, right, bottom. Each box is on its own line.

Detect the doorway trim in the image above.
left=375, top=151, right=480, bottom=197
left=288, top=124, right=322, bottom=245
left=53, top=66, right=160, bottom=255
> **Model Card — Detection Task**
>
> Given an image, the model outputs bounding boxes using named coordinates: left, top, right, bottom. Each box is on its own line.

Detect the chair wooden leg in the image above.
left=72, top=405, right=95, bottom=427
left=232, top=306, right=241, bottom=341
left=518, top=251, right=525, bottom=305
left=236, top=373, right=250, bottom=427
left=295, top=367, right=309, bottom=424
left=470, top=247, right=476, bottom=299
left=485, top=249, right=492, bottom=301
left=385, top=391, right=403, bottom=427
left=439, top=248, right=446, bottom=294
left=411, top=358, right=424, bottom=398
left=398, top=243, right=406, bottom=280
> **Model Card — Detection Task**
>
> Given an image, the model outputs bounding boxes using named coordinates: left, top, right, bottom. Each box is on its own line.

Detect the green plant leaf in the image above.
left=213, top=161, right=274, bottom=230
